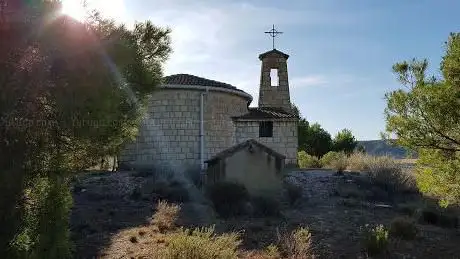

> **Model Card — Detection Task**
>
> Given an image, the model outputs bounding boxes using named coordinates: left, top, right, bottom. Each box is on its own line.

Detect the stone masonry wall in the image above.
left=235, top=120, right=298, bottom=165
left=258, top=52, right=292, bottom=112
left=119, top=87, right=249, bottom=172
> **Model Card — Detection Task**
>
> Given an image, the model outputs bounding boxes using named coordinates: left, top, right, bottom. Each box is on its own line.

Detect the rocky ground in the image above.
left=70, top=169, right=460, bottom=259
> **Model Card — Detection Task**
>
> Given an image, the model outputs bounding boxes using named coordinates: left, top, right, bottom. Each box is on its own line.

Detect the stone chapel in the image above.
left=120, top=45, right=298, bottom=173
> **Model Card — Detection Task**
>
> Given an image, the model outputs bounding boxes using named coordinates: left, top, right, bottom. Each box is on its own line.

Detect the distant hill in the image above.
left=358, top=140, right=417, bottom=159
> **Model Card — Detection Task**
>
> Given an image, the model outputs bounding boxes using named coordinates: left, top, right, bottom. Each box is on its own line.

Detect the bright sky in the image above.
left=62, top=0, right=460, bottom=140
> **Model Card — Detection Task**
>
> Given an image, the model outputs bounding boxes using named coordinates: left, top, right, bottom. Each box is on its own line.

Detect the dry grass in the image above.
left=151, top=200, right=181, bottom=232
left=396, top=158, right=418, bottom=165
left=346, top=153, right=372, bottom=172
left=101, top=226, right=168, bottom=258
left=245, top=245, right=282, bottom=259
left=329, top=154, right=348, bottom=172
left=321, top=151, right=348, bottom=172
left=366, top=156, right=417, bottom=193
left=158, top=226, right=242, bottom=259
left=277, top=227, right=314, bottom=259
left=345, top=153, right=417, bottom=193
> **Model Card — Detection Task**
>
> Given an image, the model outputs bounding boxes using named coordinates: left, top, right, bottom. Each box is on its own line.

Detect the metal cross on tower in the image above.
left=264, top=24, right=283, bottom=50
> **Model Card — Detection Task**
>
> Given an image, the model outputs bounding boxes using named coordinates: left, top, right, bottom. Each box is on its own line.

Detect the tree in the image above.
left=384, top=33, right=460, bottom=206
left=356, top=145, right=366, bottom=154
left=291, top=104, right=310, bottom=151
left=0, top=1, right=171, bottom=256
left=333, top=129, right=358, bottom=155
left=303, top=123, right=333, bottom=158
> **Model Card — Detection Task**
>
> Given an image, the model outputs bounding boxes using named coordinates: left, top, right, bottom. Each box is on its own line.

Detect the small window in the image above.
left=270, top=68, right=279, bottom=86
left=259, top=121, right=273, bottom=137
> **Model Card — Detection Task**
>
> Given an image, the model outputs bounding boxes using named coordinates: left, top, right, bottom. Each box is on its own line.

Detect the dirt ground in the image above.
left=70, top=169, right=460, bottom=259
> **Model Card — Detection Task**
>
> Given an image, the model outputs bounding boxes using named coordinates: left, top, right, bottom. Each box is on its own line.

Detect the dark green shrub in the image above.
left=438, top=213, right=459, bottom=228
left=418, top=208, right=439, bottom=225
left=206, top=181, right=249, bottom=218
left=336, top=183, right=364, bottom=199
left=184, top=166, right=203, bottom=188
left=361, top=224, right=389, bottom=256
left=284, top=182, right=303, bottom=205
left=10, top=176, right=73, bottom=259
left=321, top=151, right=348, bottom=172
left=416, top=207, right=459, bottom=228
left=252, top=196, right=281, bottom=217
left=396, top=203, right=419, bottom=216
left=297, top=151, right=322, bottom=168
left=151, top=179, right=190, bottom=203
left=365, top=186, right=390, bottom=202
left=389, top=217, right=418, bottom=240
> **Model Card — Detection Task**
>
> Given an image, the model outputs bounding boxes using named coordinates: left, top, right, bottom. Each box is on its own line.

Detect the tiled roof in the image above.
left=232, top=107, right=297, bottom=120
left=205, top=139, right=286, bottom=164
left=258, top=49, right=290, bottom=60
left=163, top=74, right=238, bottom=90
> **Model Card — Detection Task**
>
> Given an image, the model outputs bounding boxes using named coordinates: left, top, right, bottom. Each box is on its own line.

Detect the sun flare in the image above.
left=60, top=0, right=124, bottom=21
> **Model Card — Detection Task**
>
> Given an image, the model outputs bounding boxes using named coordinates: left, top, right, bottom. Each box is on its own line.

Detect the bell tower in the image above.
left=258, top=25, right=292, bottom=113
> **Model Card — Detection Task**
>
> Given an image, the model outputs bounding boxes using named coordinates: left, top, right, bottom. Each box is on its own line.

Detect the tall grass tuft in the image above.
left=361, top=224, right=389, bottom=256
left=151, top=200, right=180, bottom=232
left=277, top=227, right=314, bottom=259
left=159, top=226, right=241, bottom=259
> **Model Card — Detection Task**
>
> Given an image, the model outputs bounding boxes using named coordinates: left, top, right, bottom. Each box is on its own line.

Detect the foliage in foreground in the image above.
left=159, top=226, right=241, bottom=259
left=251, top=196, right=281, bottom=217
left=361, top=224, right=389, bottom=256
left=415, top=205, right=459, bottom=229
left=297, top=151, right=321, bottom=168
left=151, top=201, right=180, bottom=232
left=206, top=181, right=250, bottom=218
left=284, top=181, right=303, bottom=206
left=366, top=156, right=416, bottom=194
left=384, top=32, right=460, bottom=206
left=389, top=217, right=418, bottom=240
left=277, top=227, right=314, bottom=259
left=416, top=150, right=460, bottom=207
left=320, top=151, right=348, bottom=172
left=0, top=0, right=171, bottom=256
left=10, top=176, right=73, bottom=259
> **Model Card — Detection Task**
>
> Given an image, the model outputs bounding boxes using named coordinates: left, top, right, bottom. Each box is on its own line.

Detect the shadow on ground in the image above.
left=70, top=170, right=154, bottom=258
left=71, top=169, right=460, bottom=259
left=70, top=169, right=211, bottom=258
